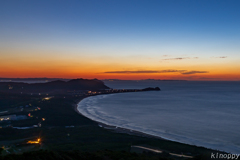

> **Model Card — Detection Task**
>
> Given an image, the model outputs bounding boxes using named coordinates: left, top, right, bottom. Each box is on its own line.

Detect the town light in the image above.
left=27, top=138, right=41, bottom=144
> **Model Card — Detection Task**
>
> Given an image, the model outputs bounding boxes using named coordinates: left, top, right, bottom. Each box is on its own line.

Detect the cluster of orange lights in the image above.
left=27, top=138, right=41, bottom=144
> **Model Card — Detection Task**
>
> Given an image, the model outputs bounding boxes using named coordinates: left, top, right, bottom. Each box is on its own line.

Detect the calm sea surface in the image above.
left=77, top=81, right=240, bottom=153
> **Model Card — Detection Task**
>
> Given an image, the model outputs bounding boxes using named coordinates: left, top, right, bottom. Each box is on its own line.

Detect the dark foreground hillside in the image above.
left=0, top=79, right=223, bottom=160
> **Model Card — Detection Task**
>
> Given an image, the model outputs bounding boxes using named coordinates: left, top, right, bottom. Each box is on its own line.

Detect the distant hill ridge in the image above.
left=0, top=78, right=109, bottom=93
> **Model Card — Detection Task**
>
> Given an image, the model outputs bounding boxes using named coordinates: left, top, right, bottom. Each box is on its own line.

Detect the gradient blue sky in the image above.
left=1, top=0, right=240, bottom=80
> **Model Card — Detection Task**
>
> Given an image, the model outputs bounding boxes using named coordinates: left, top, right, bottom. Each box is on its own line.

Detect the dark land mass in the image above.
left=142, top=87, right=161, bottom=91
left=0, top=78, right=70, bottom=81
left=0, top=78, right=67, bottom=81
left=0, top=79, right=109, bottom=94
left=0, top=79, right=225, bottom=160
left=0, top=78, right=71, bottom=84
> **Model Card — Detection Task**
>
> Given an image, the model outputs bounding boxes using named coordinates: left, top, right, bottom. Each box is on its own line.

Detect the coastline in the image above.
left=73, top=94, right=228, bottom=154
left=74, top=95, right=166, bottom=140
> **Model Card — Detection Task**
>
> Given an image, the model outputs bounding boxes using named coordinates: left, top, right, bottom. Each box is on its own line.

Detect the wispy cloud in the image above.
left=162, top=55, right=170, bottom=57
left=181, top=71, right=209, bottom=74
left=212, top=56, right=227, bottom=58
left=161, top=70, right=187, bottom=73
left=104, top=70, right=208, bottom=75
left=104, top=70, right=186, bottom=74
left=162, top=57, right=198, bottom=61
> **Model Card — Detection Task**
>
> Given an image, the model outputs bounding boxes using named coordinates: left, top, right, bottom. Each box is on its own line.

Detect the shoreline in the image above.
left=73, top=94, right=225, bottom=154
left=73, top=95, right=166, bottom=140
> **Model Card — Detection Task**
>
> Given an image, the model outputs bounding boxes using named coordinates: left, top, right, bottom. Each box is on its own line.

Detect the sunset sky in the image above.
left=1, top=0, right=240, bottom=80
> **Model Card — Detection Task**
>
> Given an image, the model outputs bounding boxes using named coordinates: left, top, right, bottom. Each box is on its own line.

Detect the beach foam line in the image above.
left=75, top=94, right=226, bottom=153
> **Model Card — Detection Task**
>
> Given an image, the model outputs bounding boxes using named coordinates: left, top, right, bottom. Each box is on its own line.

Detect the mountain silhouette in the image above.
left=0, top=78, right=109, bottom=94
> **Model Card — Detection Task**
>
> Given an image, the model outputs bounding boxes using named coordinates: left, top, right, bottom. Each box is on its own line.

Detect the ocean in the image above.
left=77, top=81, right=240, bottom=153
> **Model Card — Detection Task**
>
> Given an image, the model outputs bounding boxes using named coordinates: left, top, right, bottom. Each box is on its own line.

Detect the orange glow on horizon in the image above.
left=0, top=71, right=239, bottom=81
left=1, top=49, right=240, bottom=81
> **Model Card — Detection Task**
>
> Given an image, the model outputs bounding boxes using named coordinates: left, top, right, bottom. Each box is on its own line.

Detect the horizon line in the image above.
left=0, top=77, right=239, bottom=82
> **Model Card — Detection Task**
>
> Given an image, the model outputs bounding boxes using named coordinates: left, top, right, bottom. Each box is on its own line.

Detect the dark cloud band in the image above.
left=181, top=71, right=209, bottom=74
left=212, top=56, right=227, bottom=58
left=104, top=70, right=208, bottom=75
left=162, top=57, right=198, bottom=60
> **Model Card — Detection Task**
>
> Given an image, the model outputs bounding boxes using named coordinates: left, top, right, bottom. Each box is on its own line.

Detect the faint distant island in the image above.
left=0, top=78, right=70, bottom=83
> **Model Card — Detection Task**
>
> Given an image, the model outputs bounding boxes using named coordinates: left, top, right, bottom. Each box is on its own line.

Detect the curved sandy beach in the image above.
left=74, top=95, right=166, bottom=140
